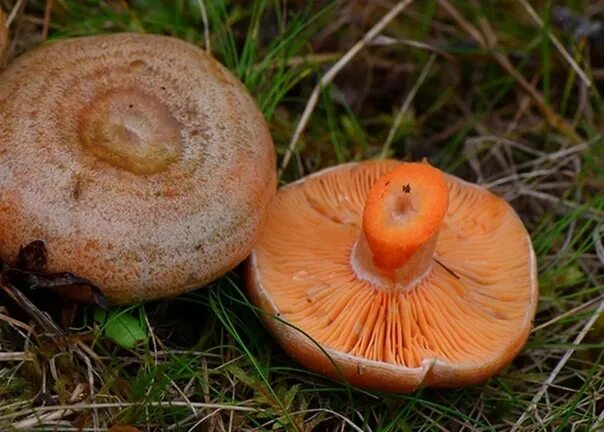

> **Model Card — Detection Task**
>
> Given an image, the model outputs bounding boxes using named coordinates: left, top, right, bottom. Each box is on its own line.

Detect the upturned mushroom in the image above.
left=0, top=8, right=8, bottom=66
left=0, top=33, right=276, bottom=304
left=248, top=160, right=538, bottom=392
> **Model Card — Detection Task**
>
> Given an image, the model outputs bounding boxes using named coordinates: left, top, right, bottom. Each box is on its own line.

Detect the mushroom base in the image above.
left=350, top=232, right=437, bottom=292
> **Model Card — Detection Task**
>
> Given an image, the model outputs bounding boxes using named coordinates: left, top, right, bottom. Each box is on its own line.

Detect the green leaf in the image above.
left=94, top=307, right=147, bottom=349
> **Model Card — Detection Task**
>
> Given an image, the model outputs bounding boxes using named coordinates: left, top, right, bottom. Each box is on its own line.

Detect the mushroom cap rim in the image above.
left=249, top=245, right=537, bottom=380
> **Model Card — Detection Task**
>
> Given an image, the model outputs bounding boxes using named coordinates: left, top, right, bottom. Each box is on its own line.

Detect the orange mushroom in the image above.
left=0, top=33, right=276, bottom=304
left=248, top=160, right=538, bottom=392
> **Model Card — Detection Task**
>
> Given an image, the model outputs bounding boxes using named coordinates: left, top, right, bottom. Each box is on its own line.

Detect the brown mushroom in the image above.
left=248, top=160, right=538, bottom=392
left=0, top=33, right=276, bottom=304
left=0, top=8, right=8, bottom=67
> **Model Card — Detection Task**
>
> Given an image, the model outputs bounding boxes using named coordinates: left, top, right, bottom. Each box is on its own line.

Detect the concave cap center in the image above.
left=78, top=89, right=183, bottom=175
left=351, top=162, right=449, bottom=290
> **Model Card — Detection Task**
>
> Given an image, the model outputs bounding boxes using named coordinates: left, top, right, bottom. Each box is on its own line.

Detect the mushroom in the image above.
left=0, top=8, right=7, bottom=67
left=247, top=160, right=538, bottom=392
left=0, top=33, right=276, bottom=304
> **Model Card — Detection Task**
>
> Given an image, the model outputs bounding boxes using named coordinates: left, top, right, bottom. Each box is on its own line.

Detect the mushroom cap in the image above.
left=247, top=160, right=538, bottom=392
left=0, top=8, right=7, bottom=66
left=0, top=33, right=276, bottom=304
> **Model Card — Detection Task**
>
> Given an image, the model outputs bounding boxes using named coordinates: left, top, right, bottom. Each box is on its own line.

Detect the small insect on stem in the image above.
left=402, top=184, right=411, bottom=193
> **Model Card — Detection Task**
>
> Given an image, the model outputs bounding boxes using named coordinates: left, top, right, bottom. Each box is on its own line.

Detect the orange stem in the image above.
left=351, top=162, right=449, bottom=290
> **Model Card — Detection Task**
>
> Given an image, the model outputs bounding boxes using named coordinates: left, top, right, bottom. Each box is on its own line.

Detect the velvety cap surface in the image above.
left=0, top=33, right=276, bottom=303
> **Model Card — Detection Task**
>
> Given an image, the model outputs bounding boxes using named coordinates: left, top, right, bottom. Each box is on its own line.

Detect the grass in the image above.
left=1, top=0, right=603, bottom=430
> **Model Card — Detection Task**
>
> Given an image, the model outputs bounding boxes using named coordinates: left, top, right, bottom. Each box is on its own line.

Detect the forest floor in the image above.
left=0, top=1, right=603, bottom=431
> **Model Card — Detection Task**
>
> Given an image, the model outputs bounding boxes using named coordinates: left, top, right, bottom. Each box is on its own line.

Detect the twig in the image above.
left=510, top=296, right=604, bottom=431
left=514, top=0, right=592, bottom=88
left=279, top=0, right=416, bottom=177
left=381, top=53, right=436, bottom=157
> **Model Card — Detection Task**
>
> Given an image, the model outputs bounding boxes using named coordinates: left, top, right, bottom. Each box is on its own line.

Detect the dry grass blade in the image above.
left=2, top=401, right=260, bottom=426
left=279, top=0, right=416, bottom=177
left=514, top=0, right=592, bottom=88
left=484, top=169, right=557, bottom=188
left=0, top=351, right=32, bottom=361
left=518, top=188, right=604, bottom=220
left=532, top=293, right=604, bottom=333
left=0, top=274, right=68, bottom=341
left=510, top=296, right=604, bottom=431
left=368, top=35, right=457, bottom=64
left=437, top=0, right=581, bottom=144
left=1, top=1, right=602, bottom=430
left=12, top=409, right=73, bottom=430
left=593, top=224, right=604, bottom=266
left=260, top=408, right=367, bottom=432
left=381, top=52, right=436, bottom=157
left=0, top=310, right=31, bottom=332
left=41, top=0, right=53, bottom=40
left=195, top=0, right=211, bottom=53
left=0, top=265, right=102, bottom=372
left=6, top=0, right=25, bottom=27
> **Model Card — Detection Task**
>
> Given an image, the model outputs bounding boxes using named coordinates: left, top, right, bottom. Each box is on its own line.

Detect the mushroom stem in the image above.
left=350, top=162, right=449, bottom=291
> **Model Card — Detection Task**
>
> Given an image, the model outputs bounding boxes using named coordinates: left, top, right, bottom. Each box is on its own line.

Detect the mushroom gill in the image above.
left=248, top=160, right=538, bottom=391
